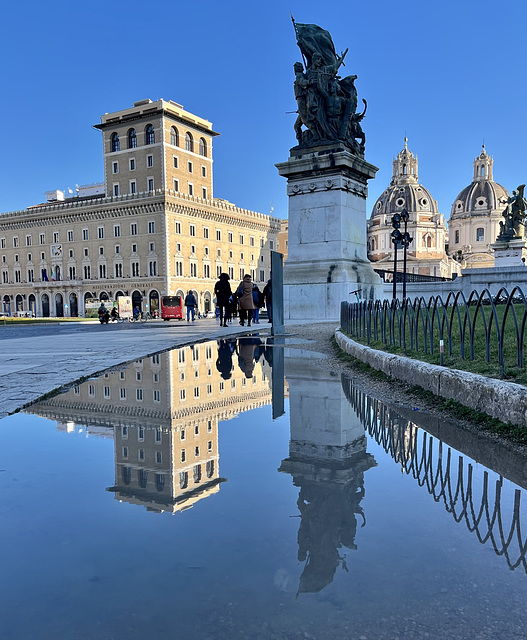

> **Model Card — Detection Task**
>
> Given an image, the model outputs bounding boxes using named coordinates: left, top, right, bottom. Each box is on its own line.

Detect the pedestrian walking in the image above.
left=252, top=283, right=262, bottom=324
left=263, top=279, right=272, bottom=323
left=184, top=290, right=197, bottom=321
left=214, top=273, right=232, bottom=327
left=236, top=274, right=255, bottom=327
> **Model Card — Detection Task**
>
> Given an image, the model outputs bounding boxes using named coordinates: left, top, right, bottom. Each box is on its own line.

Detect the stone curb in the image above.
left=335, top=330, right=527, bottom=427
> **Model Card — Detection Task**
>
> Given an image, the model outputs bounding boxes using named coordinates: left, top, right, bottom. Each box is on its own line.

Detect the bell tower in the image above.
left=473, top=145, right=493, bottom=181
left=391, top=137, right=418, bottom=185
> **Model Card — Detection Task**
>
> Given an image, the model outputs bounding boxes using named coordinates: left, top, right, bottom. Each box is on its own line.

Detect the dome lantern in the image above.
left=473, top=145, right=493, bottom=182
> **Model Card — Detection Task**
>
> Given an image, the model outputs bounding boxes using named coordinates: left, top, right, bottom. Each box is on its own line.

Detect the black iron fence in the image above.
left=341, top=288, right=527, bottom=377
left=342, top=378, right=527, bottom=573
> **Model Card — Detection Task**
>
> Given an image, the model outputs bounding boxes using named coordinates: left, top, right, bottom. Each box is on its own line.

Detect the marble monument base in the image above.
left=491, top=238, right=527, bottom=268
left=276, top=145, right=384, bottom=321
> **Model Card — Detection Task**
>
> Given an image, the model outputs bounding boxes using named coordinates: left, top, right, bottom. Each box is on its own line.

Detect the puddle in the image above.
left=0, top=338, right=525, bottom=639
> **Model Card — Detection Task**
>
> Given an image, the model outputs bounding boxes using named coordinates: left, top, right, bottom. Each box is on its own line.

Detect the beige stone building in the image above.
left=28, top=339, right=274, bottom=514
left=277, top=218, right=289, bottom=261
left=0, top=99, right=281, bottom=317
left=448, top=146, right=510, bottom=269
left=367, top=139, right=460, bottom=279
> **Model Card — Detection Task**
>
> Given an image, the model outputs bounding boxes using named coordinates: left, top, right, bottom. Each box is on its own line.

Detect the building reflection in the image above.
left=27, top=338, right=273, bottom=514
left=279, top=363, right=376, bottom=593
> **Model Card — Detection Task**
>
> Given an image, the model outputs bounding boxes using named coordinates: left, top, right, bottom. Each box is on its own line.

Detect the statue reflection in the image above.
left=279, top=362, right=376, bottom=593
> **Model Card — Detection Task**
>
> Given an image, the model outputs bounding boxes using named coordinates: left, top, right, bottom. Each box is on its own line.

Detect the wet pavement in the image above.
left=0, top=336, right=526, bottom=639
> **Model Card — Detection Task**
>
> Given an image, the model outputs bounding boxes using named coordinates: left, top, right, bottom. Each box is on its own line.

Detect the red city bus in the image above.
left=161, top=295, right=184, bottom=320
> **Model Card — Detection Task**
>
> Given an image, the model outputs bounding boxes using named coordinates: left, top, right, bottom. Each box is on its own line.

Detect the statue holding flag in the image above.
left=291, top=19, right=367, bottom=156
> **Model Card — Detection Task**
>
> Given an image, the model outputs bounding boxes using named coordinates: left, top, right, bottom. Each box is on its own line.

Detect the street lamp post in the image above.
left=391, top=208, right=412, bottom=300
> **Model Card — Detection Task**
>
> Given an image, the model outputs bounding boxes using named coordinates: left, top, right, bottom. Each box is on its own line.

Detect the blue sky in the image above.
left=1, top=0, right=525, bottom=222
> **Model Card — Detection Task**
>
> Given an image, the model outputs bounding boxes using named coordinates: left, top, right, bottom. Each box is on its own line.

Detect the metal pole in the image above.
left=392, top=243, right=398, bottom=300
left=402, top=215, right=408, bottom=300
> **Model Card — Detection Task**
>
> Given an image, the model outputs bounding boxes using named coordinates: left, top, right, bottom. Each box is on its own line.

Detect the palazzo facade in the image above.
left=0, top=99, right=280, bottom=317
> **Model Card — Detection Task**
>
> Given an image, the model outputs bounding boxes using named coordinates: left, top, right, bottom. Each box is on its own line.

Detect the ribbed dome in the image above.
left=450, top=146, right=510, bottom=218
left=371, top=183, right=439, bottom=217
left=451, top=180, right=509, bottom=217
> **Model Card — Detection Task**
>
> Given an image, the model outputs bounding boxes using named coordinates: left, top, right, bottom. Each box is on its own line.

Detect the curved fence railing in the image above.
left=341, top=288, right=527, bottom=377
left=342, top=376, right=527, bottom=573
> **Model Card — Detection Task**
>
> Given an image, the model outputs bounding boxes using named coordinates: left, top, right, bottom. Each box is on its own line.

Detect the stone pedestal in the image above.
left=276, top=145, right=384, bottom=321
left=491, top=238, right=527, bottom=268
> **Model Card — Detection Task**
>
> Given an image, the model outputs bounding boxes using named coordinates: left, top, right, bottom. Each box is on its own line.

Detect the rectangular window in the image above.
left=130, top=181, right=136, bottom=195
left=112, top=161, right=118, bottom=174
left=149, top=242, right=155, bottom=251
left=188, top=183, right=193, bottom=196
left=104, top=386, right=110, bottom=399
left=181, top=450, right=186, bottom=462
left=13, top=237, right=19, bottom=248
left=120, top=390, right=127, bottom=403
left=270, top=240, right=274, bottom=250
left=260, top=237, right=264, bottom=248
left=204, top=264, right=210, bottom=278
left=188, top=161, right=193, bottom=173
left=239, top=268, right=244, bottom=280
left=130, top=223, right=138, bottom=236
left=113, top=184, right=119, bottom=196
left=195, top=446, right=200, bottom=457
left=131, top=261, right=140, bottom=277
left=26, top=235, right=32, bottom=246
left=203, top=227, right=209, bottom=239
left=228, top=232, right=233, bottom=243
left=53, top=232, right=59, bottom=243
left=190, top=262, right=197, bottom=277
left=175, top=221, right=181, bottom=234
left=154, top=390, right=161, bottom=403
left=122, top=446, right=128, bottom=459
left=175, top=260, right=183, bottom=276
left=136, top=389, right=143, bottom=401
left=98, top=227, right=104, bottom=239
left=132, top=243, right=137, bottom=253
left=189, top=224, right=196, bottom=237
left=148, top=178, right=154, bottom=191
left=239, top=234, right=244, bottom=245
left=156, top=451, right=162, bottom=464
left=39, top=234, right=44, bottom=245
left=129, top=158, right=135, bottom=171
left=148, top=221, right=155, bottom=234
left=66, top=231, right=73, bottom=242
left=202, top=187, right=207, bottom=199
left=173, top=156, right=178, bottom=168
left=260, top=269, right=265, bottom=281
left=201, top=165, right=206, bottom=178
left=173, top=178, right=179, bottom=191
left=147, top=155, right=153, bottom=168
left=114, top=225, right=121, bottom=238
left=82, top=229, right=89, bottom=241
left=149, top=260, right=157, bottom=276
left=228, top=266, right=234, bottom=279
left=250, top=236, right=255, bottom=247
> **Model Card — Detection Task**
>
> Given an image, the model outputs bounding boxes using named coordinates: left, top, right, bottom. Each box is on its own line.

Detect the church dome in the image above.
left=450, top=146, right=509, bottom=218
left=370, top=138, right=439, bottom=218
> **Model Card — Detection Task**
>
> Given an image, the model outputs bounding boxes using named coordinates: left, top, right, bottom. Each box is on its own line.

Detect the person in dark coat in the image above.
left=216, top=339, right=234, bottom=380
left=214, top=273, right=232, bottom=327
left=263, top=279, right=272, bottom=323
left=184, top=290, right=197, bottom=321
left=252, top=284, right=262, bottom=324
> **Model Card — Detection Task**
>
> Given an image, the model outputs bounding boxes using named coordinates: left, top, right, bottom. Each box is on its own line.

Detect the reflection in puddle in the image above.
left=1, top=336, right=525, bottom=638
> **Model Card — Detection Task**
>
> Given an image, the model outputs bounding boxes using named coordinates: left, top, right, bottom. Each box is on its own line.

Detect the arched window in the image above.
left=170, top=126, right=179, bottom=146
left=480, top=166, right=485, bottom=177
left=403, top=164, right=407, bottom=175
left=145, top=124, right=155, bottom=145
left=476, top=227, right=485, bottom=242
left=138, top=469, right=148, bottom=488
left=179, top=471, right=188, bottom=489
left=111, top=132, right=120, bottom=152
left=128, top=128, right=137, bottom=149
left=426, top=235, right=433, bottom=248
left=185, top=132, right=193, bottom=152
left=455, top=230, right=460, bottom=244
left=199, top=137, right=207, bottom=157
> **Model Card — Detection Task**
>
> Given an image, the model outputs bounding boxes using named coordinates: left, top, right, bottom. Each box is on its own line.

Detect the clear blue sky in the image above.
left=1, top=0, right=525, bottom=222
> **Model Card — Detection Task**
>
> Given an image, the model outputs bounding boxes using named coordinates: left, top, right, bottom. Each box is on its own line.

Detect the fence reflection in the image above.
left=342, top=376, right=527, bottom=573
